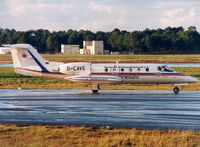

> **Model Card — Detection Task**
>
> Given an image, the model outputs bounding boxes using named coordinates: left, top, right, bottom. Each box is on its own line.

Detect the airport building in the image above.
left=61, top=41, right=104, bottom=55
left=61, top=44, right=80, bottom=54
left=0, top=47, right=11, bottom=54
left=80, top=41, right=104, bottom=55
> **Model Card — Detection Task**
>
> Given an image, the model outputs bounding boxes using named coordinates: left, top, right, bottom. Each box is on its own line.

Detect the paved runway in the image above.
left=0, top=89, right=200, bottom=130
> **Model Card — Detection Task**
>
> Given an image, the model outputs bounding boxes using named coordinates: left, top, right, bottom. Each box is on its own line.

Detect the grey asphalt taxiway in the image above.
left=0, top=89, right=200, bottom=130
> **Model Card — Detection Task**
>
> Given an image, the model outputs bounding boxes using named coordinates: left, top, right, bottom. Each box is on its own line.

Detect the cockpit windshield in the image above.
left=158, top=65, right=174, bottom=72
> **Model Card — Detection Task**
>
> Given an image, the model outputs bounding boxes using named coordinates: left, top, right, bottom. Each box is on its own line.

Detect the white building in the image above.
left=61, top=41, right=104, bottom=55
left=81, top=41, right=104, bottom=55
left=61, top=44, right=79, bottom=54
left=0, top=47, right=11, bottom=54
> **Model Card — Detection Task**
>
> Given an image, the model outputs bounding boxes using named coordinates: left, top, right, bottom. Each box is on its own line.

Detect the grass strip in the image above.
left=0, top=124, right=200, bottom=147
left=1, top=54, right=200, bottom=63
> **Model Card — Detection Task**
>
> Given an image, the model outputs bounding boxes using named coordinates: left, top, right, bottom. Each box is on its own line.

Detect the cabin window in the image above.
left=158, top=66, right=173, bottom=72
left=163, top=66, right=173, bottom=72
left=121, top=68, right=124, bottom=72
left=129, top=68, right=132, bottom=72
left=105, top=68, right=108, bottom=72
left=146, top=67, right=149, bottom=72
left=137, top=68, right=140, bottom=71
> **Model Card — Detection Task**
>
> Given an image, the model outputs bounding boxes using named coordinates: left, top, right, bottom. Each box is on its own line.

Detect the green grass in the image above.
left=1, top=54, right=200, bottom=63
left=0, top=67, right=90, bottom=89
left=0, top=124, right=200, bottom=147
left=42, top=54, right=200, bottom=63
left=0, top=54, right=12, bottom=62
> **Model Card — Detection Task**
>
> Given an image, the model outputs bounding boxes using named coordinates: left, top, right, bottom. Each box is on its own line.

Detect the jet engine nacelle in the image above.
left=59, top=62, right=91, bottom=76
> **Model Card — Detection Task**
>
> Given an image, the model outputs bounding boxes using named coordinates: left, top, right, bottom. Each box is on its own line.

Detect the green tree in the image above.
left=46, top=35, right=59, bottom=54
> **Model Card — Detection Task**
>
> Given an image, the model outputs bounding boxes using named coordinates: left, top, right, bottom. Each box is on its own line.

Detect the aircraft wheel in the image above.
left=92, top=90, right=99, bottom=94
left=173, top=87, right=179, bottom=94
left=92, top=84, right=100, bottom=94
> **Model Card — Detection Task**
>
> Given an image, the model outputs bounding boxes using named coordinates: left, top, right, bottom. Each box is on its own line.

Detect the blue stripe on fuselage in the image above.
left=28, top=50, right=49, bottom=72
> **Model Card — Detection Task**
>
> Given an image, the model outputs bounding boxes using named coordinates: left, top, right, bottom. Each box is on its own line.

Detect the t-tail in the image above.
left=4, top=44, right=64, bottom=78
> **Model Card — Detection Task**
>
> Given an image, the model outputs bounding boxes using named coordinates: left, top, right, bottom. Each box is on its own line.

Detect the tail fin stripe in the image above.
left=27, top=50, right=49, bottom=72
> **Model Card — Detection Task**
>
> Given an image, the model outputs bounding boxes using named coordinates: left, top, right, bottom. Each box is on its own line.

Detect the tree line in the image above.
left=0, top=26, right=200, bottom=54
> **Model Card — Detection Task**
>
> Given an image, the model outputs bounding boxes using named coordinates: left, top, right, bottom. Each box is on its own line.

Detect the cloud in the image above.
left=1, top=0, right=75, bottom=31
left=84, top=1, right=140, bottom=31
left=79, top=21, right=101, bottom=31
left=159, top=8, right=200, bottom=29
left=89, top=1, right=112, bottom=14
left=0, top=0, right=200, bottom=32
left=163, top=9, right=184, bottom=18
left=156, top=1, right=200, bottom=30
left=7, top=0, right=74, bottom=18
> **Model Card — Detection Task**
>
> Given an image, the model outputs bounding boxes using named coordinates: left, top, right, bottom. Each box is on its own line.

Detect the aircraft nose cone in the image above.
left=187, top=76, right=199, bottom=83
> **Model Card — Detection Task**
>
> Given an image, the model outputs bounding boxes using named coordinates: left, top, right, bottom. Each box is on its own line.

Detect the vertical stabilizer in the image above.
left=7, top=44, right=49, bottom=72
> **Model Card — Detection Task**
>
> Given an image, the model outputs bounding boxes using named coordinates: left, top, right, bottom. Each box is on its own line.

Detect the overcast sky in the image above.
left=0, top=0, right=200, bottom=32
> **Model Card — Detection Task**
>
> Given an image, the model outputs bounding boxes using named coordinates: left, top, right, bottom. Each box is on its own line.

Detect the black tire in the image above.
left=173, top=87, right=179, bottom=94
left=92, top=90, right=98, bottom=94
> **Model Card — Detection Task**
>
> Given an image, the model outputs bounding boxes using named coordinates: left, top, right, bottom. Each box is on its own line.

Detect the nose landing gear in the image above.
left=92, top=84, right=100, bottom=94
left=173, top=86, right=180, bottom=94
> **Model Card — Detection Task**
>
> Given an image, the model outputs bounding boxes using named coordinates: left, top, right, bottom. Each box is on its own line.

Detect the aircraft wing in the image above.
left=65, top=75, right=122, bottom=83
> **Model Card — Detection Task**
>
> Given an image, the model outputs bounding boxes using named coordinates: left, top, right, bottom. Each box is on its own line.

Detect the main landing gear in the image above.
left=92, top=84, right=100, bottom=94
left=91, top=84, right=180, bottom=94
left=173, top=86, right=180, bottom=94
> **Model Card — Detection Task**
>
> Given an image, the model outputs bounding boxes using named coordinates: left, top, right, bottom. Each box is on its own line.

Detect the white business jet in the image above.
left=5, top=44, right=198, bottom=94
